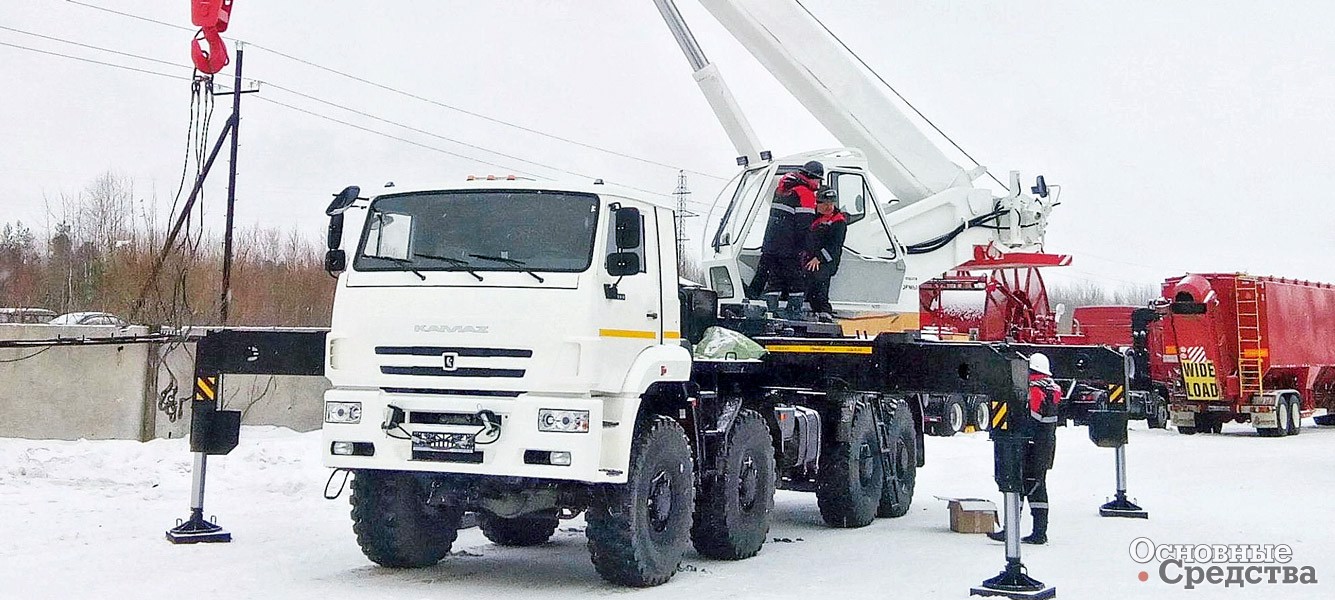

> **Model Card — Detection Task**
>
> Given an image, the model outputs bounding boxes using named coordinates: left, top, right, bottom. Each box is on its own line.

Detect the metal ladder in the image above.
left=1235, top=276, right=1264, bottom=397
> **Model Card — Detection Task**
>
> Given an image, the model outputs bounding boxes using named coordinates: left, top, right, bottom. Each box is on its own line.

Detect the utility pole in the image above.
left=672, top=170, right=697, bottom=265
left=219, top=43, right=244, bottom=326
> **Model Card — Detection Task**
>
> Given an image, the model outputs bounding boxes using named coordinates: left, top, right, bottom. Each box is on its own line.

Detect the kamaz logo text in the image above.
left=414, top=325, right=490, bottom=334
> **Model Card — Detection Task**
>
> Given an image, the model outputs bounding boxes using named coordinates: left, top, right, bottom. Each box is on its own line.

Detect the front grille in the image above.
left=377, top=346, right=531, bottom=379
left=382, top=387, right=523, bottom=398
left=412, top=450, right=484, bottom=464
left=409, top=412, right=483, bottom=426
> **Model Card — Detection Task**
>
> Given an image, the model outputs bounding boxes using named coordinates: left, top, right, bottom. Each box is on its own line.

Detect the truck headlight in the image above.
left=325, top=401, right=362, bottom=424
left=538, top=409, right=589, bottom=433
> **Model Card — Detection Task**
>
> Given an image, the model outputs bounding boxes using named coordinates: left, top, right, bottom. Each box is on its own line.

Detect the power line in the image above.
left=0, top=27, right=690, bottom=199
left=61, top=0, right=730, bottom=182
left=0, top=23, right=184, bottom=70
left=252, top=96, right=545, bottom=178
left=795, top=1, right=1008, bottom=190
left=0, top=40, right=191, bottom=81
left=261, top=81, right=597, bottom=182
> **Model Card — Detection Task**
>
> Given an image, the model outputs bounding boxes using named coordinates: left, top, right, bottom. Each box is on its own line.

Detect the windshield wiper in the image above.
left=413, top=252, right=484, bottom=281
left=468, top=254, right=545, bottom=283
left=378, top=256, right=425, bottom=281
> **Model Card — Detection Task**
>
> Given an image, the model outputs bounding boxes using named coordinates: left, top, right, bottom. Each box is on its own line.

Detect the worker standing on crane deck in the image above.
left=757, top=160, right=823, bottom=320
left=804, top=186, right=846, bottom=322
left=988, top=352, right=1062, bottom=545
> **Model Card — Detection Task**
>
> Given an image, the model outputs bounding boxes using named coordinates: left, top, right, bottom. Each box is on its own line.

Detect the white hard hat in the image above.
left=1028, top=353, right=1052, bottom=376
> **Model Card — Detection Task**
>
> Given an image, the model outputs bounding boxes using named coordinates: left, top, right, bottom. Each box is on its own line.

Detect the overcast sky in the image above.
left=3, top=1, right=1333, bottom=289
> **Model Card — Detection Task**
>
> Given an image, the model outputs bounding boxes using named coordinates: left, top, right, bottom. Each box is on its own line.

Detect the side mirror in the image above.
left=325, top=249, right=347, bottom=274
left=326, top=213, right=344, bottom=250
left=1030, top=175, right=1049, bottom=198
left=614, top=207, right=641, bottom=249
left=326, top=186, right=361, bottom=216
left=607, top=251, right=641, bottom=277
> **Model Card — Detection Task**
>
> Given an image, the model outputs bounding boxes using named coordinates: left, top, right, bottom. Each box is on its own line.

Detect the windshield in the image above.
left=710, top=168, right=768, bottom=251
left=354, top=190, right=600, bottom=273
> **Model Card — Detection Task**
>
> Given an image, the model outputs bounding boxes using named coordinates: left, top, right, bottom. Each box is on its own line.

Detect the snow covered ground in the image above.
left=2, top=422, right=1331, bottom=599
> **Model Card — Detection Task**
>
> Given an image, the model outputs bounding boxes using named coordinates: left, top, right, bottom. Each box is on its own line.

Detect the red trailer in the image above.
left=1159, top=273, right=1335, bottom=435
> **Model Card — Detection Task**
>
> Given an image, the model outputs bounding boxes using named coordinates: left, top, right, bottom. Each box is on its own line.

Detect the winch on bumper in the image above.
left=321, top=388, right=628, bottom=483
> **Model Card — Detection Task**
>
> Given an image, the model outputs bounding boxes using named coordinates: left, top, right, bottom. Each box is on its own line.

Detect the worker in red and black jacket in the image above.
left=756, top=160, right=823, bottom=320
left=803, top=186, right=847, bottom=322
left=988, top=352, right=1062, bottom=545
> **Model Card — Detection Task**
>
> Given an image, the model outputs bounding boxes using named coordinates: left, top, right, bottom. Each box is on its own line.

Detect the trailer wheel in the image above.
left=587, top=415, right=695, bottom=587
left=1146, top=393, right=1170, bottom=430
left=877, top=399, right=918, bottom=518
left=972, top=401, right=991, bottom=432
left=816, top=405, right=881, bottom=528
left=350, top=470, right=464, bottom=568
left=1259, top=399, right=1287, bottom=437
left=1286, top=396, right=1302, bottom=436
left=691, top=409, right=775, bottom=560
left=479, top=510, right=559, bottom=547
left=943, top=398, right=965, bottom=435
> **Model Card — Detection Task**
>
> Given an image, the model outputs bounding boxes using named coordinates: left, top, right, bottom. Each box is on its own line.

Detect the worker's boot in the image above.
left=1022, top=509, right=1048, bottom=545
left=986, top=529, right=1007, bottom=542
left=763, top=292, right=782, bottom=316
left=784, top=293, right=806, bottom=320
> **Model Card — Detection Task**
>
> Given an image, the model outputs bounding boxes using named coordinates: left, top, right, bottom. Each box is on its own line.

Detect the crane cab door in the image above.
left=825, top=170, right=907, bottom=307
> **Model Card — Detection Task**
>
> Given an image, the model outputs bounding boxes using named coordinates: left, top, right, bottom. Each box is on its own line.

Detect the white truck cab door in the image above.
left=594, top=204, right=664, bottom=392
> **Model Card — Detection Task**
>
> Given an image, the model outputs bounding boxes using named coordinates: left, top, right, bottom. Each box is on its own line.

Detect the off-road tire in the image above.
left=479, top=511, right=559, bottom=547
left=587, top=415, right=695, bottom=587
left=877, top=399, right=918, bottom=518
left=350, top=470, right=464, bottom=568
left=816, top=405, right=882, bottom=528
left=691, top=409, right=776, bottom=560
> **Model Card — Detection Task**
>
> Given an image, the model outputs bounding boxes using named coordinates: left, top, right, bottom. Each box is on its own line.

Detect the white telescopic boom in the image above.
left=698, top=0, right=972, bottom=205
left=654, top=0, right=765, bottom=165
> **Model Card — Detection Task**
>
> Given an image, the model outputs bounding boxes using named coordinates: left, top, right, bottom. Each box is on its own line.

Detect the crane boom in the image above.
left=653, top=0, right=765, bottom=165
left=697, top=0, right=973, bottom=206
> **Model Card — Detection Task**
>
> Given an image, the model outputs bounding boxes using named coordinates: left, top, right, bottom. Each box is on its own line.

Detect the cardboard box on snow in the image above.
left=935, top=496, right=998, bottom=534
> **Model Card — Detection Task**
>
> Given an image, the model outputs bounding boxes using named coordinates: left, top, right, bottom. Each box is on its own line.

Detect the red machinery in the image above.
left=919, top=248, right=1066, bottom=344
left=1158, top=273, right=1335, bottom=435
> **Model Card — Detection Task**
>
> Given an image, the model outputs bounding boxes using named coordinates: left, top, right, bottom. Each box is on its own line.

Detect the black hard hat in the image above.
left=816, top=187, right=837, bottom=203
left=800, top=160, right=824, bottom=179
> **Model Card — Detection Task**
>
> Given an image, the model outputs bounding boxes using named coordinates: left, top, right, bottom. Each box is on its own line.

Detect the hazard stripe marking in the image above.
left=765, top=344, right=873, bottom=355
left=1110, top=385, right=1125, bottom=403
left=195, top=377, right=216, bottom=401
left=992, top=403, right=1008, bottom=428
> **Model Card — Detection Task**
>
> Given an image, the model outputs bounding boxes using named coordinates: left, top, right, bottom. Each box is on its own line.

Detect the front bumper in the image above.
left=321, top=388, right=630, bottom=483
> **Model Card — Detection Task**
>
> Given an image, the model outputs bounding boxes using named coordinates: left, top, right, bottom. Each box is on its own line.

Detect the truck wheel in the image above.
left=1177, top=425, right=1198, bottom=435
left=691, top=409, right=775, bottom=560
left=942, top=398, right=964, bottom=436
left=816, top=405, right=882, bottom=528
left=587, top=415, right=695, bottom=587
left=1146, top=394, right=1170, bottom=430
left=1286, top=396, right=1302, bottom=436
left=973, top=401, right=991, bottom=432
left=1259, top=399, right=1287, bottom=437
left=479, top=510, right=559, bottom=547
left=877, top=399, right=918, bottom=518
left=350, top=470, right=464, bottom=568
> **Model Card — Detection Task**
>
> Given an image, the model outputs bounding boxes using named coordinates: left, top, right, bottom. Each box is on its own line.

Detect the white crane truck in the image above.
left=306, top=0, right=1130, bottom=588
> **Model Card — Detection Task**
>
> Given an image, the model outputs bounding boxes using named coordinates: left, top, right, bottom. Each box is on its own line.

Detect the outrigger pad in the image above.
left=970, top=586, right=1057, bottom=600
left=166, top=512, right=232, bottom=544
left=1100, top=497, right=1149, bottom=519
left=972, top=562, right=1056, bottom=599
